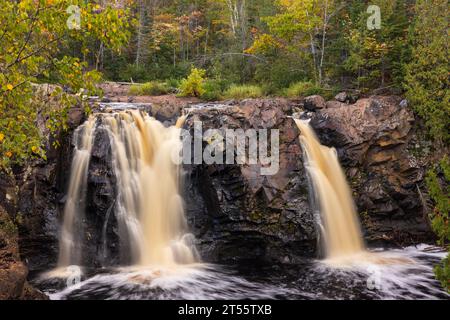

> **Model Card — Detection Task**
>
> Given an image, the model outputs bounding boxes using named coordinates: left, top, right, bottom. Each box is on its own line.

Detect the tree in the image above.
left=426, top=157, right=450, bottom=293
left=0, top=0, right=132, bottom=170
left=247, top=0, right=340, bottom=84
left=404, top=0, right=449, bottom=143
left=335, top=0, right=412, bottom=91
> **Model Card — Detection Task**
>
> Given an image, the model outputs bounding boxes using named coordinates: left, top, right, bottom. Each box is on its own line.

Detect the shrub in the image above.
left=426, top=156, right=450, bottom=293
left=260, top=83, right=278, bottom=96
left=223, top=84, right=264, bottom=100
left=283, top=81, right=324, bottom=98
left=129, top=81, right=170, bottom=96
left=201, top=81, right=223, bottom=101
left=179, top=68, right=206, bottom=97
left=166, top=78, right=181, bottom=93
left=282, top=81, right=338, bottom=100
left=200, top=78, right=231, bottom=101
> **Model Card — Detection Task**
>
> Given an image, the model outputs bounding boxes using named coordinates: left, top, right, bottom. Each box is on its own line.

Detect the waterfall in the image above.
left=55, top=110, right=198, bottom=272
left=294, top=119, right=366, bottom=262
left=102, top=110, right=197, bottom=267
left=57, top=116, right=97, bottom=267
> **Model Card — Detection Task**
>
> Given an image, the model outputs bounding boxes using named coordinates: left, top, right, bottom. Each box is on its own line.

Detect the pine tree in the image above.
left=404, top=0, right=449, bottom=142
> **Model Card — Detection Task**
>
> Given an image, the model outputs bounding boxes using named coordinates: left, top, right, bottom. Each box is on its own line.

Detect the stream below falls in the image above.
left=33, top=245, right=448, bottom=300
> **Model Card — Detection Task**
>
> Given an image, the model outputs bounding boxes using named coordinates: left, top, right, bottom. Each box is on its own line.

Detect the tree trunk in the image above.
left=135, top=0, right=145, bottom=66
left=318, top=0, right=329, bottom=85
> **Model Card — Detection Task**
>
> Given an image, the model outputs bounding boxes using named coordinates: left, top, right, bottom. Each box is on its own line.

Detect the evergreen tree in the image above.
left=404, top=0, right=449, bottom=143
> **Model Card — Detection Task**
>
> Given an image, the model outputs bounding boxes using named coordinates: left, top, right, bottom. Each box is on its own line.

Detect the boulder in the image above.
left=303, top=95, right=326, bottom=111
left=335, top=91, right=359, bottom=104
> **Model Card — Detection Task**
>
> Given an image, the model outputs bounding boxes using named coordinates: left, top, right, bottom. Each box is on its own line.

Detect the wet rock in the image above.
left=85, top=126, right=120, bottom=267
left=184, top=99, right=317, bottom=264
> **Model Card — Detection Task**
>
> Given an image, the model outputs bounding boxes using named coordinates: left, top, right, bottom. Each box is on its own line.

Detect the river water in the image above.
left=34, top=244, right=448, bottom=300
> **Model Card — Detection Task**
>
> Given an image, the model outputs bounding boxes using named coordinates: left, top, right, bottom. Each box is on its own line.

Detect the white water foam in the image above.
left=313, top=244, right=449, bottom=300
left=48, top=264, right=295, bottom=300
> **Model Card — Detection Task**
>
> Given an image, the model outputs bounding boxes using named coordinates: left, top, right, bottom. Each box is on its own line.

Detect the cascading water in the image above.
left=102, top=110, right=197, bottom=267
left=295, top=119, right=365, bottom=262
left=54, top=109, right=198, bottom=274
left=57, top=116, right=97, bottom=268
left=294, top=119, right=417, bottom=268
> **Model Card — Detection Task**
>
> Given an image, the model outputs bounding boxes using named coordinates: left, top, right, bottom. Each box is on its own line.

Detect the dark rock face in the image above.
left=83, top=123, right=120, bottom=268
left=183, top=99, right=319, bottom=264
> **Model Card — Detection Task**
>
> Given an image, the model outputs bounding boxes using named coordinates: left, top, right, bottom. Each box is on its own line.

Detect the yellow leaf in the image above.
left=31, top=146, right=38, bottom=153
left=6, top=84, right=13, bottom=91
left=0, top=133, right=4, bottom=142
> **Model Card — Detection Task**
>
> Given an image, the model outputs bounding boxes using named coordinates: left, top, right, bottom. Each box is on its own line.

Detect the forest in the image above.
left=0, top=0, right=448, bottom=301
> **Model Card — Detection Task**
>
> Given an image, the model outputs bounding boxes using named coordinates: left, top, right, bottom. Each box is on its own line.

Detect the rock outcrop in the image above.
left=0, top=90, right=436, bottom=293
left=184, top=99, right=316, bottom=264
left=303, top=95, right=326, bottom=111
left=0, top=205, right=47, bottom=299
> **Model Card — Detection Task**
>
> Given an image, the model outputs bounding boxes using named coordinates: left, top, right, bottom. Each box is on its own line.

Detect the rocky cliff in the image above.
left=310, top=96, right=433, bottom=246
left=0, top=93, right=436, bottom=298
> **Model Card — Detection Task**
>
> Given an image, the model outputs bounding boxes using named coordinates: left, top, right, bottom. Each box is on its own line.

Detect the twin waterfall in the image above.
left=57, top=110, right=197, bottom=270
left=56, top=109, right=368, bottom=273
left=294, top=119, right=366, bottom=262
